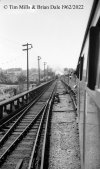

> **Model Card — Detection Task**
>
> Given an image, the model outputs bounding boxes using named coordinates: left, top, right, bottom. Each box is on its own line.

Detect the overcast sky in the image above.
left=0, top=0, right=93, bottom=73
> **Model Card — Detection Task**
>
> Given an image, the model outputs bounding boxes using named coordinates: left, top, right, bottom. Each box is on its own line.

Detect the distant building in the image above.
left=6, top=68, right=22, bottom=75
left=29, top=68, right=39, bottom=82
left=0, top=68, right=40, bottom=83
left=6, top=68, right=22, bottom=82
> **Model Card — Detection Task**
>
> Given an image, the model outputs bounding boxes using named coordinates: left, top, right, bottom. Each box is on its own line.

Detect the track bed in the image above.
left=48, top=80, right=81, bottom=169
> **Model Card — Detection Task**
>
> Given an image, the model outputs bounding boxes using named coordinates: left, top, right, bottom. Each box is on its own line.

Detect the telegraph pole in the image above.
left=47, top=65, right=48, bottom=81
left=38, top=56, right=41, bottom=85
left=44, top=62, right=46, bottom=82
left=22, top=43, right=33, bottom=90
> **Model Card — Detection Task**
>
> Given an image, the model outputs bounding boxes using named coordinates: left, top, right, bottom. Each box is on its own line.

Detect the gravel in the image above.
left=48, top=80, right=81, bottom=169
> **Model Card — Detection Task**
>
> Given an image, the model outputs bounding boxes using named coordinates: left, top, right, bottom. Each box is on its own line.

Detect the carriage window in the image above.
left=96, top=31, right=100, bottom=88
left=87, top=26, right=99, bottom=90
left=80, top=56, right=84, bottom=81
left=95, top=18, right=100, bottom=89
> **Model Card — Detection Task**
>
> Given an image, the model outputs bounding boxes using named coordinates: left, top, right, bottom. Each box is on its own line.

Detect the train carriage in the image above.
left=76, top=1, right=100, bottom=168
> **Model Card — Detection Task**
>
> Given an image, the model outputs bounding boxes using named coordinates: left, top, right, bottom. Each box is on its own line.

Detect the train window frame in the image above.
left=80, top=55, right=84, bottom=81
left=87, top=26, right=99, bottom=90
left=95, top=17, right=100, bottom=89
left=95, top=31, right=100, bottom=89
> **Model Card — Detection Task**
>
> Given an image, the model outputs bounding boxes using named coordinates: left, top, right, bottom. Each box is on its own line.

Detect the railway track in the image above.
left=0, top=81, right=53, bottom=128
left=0, top=81, right=57, bottom=169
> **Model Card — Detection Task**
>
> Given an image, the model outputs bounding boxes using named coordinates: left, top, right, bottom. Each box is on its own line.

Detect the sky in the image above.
left=0, top=0, right=93, bottom=74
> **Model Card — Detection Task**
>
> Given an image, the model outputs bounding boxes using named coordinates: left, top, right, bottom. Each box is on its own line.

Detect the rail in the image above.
left=0, top=80, right=54, bottom=120
left=0, top=80, right=57, bottom=168
left=28, top=83, right=56, bottom=169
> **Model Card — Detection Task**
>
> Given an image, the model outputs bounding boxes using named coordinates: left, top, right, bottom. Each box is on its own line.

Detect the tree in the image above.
left=17, top=73, right=26, bottom=83
left=0, top=72, right=11, bottom=83
left=17, top=73, right=26, bottom=93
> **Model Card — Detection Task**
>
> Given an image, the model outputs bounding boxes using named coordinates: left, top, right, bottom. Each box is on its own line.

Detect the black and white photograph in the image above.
left=0, top=0, right=100, bottom=169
